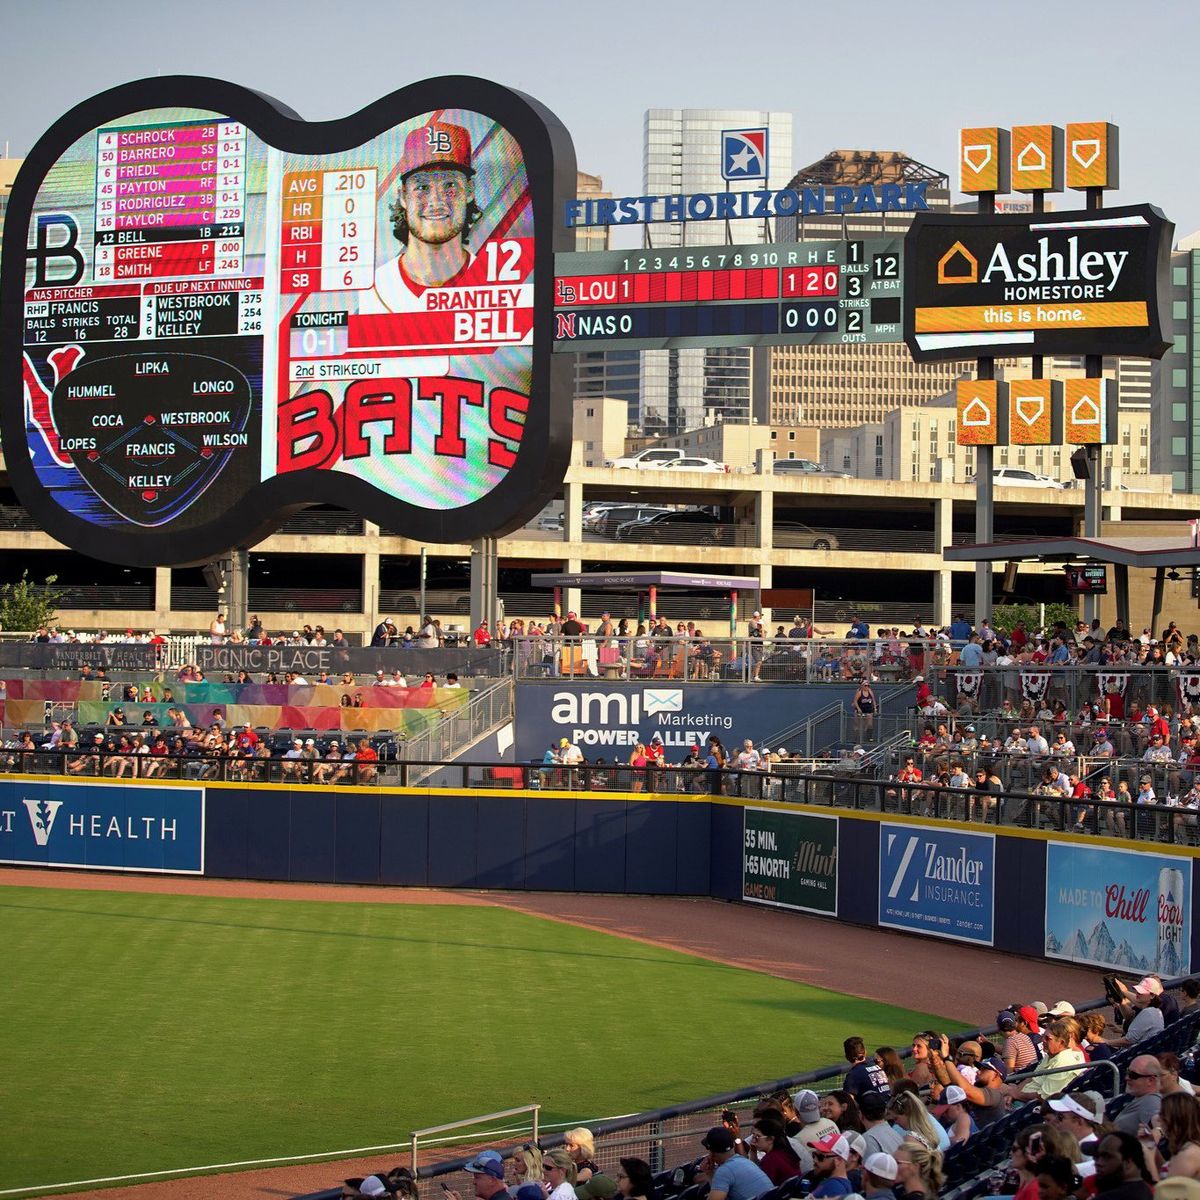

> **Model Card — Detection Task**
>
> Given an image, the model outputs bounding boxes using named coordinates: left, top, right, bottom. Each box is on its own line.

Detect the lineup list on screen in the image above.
left=552, top=238, right=905, bottom=351
left=14, top=95, right=547, bottom=546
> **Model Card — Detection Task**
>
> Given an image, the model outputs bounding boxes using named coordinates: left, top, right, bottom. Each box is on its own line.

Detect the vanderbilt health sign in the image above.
left=878, top=823, right=995, bottom=945
left=0, top=780, right=204, bottom=874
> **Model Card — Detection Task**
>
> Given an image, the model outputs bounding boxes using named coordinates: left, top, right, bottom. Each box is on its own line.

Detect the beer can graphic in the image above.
left=1156, top=866, right=1186, bottom=976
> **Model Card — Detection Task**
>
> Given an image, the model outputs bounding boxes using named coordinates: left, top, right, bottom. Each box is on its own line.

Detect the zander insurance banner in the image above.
left=878, top=822, right=995, bottom=945
left=742, top=807, right=837, bottom=915
left=0, top=780, right=204, bottom=874
left=1045, top=842, right=1191, bottom=975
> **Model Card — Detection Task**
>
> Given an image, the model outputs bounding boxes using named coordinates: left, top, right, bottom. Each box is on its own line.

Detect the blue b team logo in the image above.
left=721, top=128, right=769, bottom=181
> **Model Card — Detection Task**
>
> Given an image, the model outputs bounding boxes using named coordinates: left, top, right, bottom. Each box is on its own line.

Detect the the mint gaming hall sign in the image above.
left=564, top=183, right=929, bottom=228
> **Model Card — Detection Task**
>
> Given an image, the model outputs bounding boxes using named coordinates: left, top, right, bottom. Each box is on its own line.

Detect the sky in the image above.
left=2, top=0, right=1199, bottom=239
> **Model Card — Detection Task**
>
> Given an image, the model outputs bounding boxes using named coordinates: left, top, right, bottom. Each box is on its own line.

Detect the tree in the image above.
left=0, top=571, right=69, bottom=633
left=990, top=602, right=1074, bottom=637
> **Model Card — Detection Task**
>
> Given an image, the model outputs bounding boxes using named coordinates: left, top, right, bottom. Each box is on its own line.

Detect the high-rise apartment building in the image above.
left=770, top=149, right=964, bottom=429
left=568, top=171, right=641, bottom=426
left=640, top=109, right=793, bottom=435
left=1152, top=236, right=1200, bottom=491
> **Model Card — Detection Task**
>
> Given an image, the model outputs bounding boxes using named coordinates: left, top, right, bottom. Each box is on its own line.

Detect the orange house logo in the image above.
left=938, top=241, right=978, bottom=284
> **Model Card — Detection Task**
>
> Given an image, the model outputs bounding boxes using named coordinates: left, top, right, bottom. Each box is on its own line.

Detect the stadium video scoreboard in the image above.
left=553, top=238, right=904, bottom=351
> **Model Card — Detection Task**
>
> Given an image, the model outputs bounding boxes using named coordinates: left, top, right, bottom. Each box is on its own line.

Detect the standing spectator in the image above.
left=1113, top=1056, right=1163, bottom=1136
left=699, top=1126, right=772, bottom=1200
left=874, top=1047, right=906, bottom=1091
left=853, top=680, right=878, bottom=743
left=474, top=620, right=492, bottom=647
left=209, top=612, right=227, bottom=644
left=844, top=1036, right=891, bottom=1098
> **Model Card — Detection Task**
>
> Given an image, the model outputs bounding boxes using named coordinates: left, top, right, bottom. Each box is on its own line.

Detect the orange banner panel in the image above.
left=1008, top=380, right=1054, bottom=445
left=1064, top=378, right=1111, bottom=444
left=959, top=127, right=1009, bottom=194
left=1065, top=122, right=1119, bottom=190
left=956, top=380, right=999, bottom=446
left=1011, top=125, right=1062, bottom=192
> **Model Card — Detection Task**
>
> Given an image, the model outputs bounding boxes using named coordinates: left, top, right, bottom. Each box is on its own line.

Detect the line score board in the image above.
left=552, top=238, right=904, bottom=351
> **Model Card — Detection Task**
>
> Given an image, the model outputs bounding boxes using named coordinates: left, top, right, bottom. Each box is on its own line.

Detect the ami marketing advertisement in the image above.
left=0, top=779, right=205, bottom=873
left=1045, top=842, right=1191, bottom=974
left=878, top=822, right=995, bottom=945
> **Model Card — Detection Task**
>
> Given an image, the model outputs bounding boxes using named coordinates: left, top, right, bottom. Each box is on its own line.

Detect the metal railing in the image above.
left=410, top=1105, right=540, bottom=1178
left=400, top=680, right=513, bottom=783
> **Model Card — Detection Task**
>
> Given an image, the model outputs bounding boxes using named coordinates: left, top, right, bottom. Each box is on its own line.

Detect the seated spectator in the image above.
left=820, top=1090, right=863, bottom=1133
left=807, top=1133, right=854, bottom=1198
left=861, top=1153, right=900, bottom=1200
left=1010, top=1019, right=1084, bottom=1101
left=699, top=1125, right=771, bottom=1200
left=844, top=1036, right=891, bottom=1098
left=940, top=1085, right=976, bottom=1145
left=859, top=1092, right=903, bottom=1157
left=750, top=1115, right=801, bottom=1185
left=929, top=1047, right=1009, bottom=1128
left=615, top=1158, right=653, bottom=1200
left=564, top=1128, right=598, bottom=1185
left=893, top=1142, right=943, bottom=1200
left=354, top=738, right=379, bottom=784
left=1112, top=1055, right=1162, bottom=1135
left=886, top=1091, right=948, bottom=1152
left=1158, top=1054, right=1196, bottom=1097
left=1091, top=1131, right=1154, bottom=1200
left=1045, top=1092, right=1106, bottom=1158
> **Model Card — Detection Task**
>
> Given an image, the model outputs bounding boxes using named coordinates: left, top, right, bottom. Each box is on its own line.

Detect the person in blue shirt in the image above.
left=949, top=614, right=972, bottom=642
left=958, top=635, right=984, bottom=669
left=701, top=1127, right=772, bottom=1200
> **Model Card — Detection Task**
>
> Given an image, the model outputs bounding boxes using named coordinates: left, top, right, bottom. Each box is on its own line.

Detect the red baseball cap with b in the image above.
left=400, top=121, right=473, bottom=178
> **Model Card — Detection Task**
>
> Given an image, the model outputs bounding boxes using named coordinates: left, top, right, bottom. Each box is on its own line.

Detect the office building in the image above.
left=769, top=149, right=964, bottom=429
left=1153, top=236, right=1200, bottom=491
left=640, top=109, right=793, bottom=435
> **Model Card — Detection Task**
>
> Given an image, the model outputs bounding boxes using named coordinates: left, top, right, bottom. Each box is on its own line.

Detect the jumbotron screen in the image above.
left=2, top=77, right=573, bottom=565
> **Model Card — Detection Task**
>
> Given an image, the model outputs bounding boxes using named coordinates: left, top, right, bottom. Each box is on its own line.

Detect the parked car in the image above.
left=614, top=508, right=722, bottom=542
left=660, top=456, right=728, bottom=473
left=966, top=467, right=1064, bottom=490
left=593, top=504, right=673, bottom=538
left=774, top=521, right=839, bottom=551
left=772, top=458, right=849, bottom=478
left=606, top=447, right=687, bottom=469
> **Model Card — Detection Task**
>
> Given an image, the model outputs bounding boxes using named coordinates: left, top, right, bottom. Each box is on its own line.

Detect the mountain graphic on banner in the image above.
left=1087, top=921, right=1118, bottom=964
left=1045, top=930, right=1063, bottom=954
left=1112, top=938, right=1151, bottom=970
left=1158, top=938, right=1183, bottom=977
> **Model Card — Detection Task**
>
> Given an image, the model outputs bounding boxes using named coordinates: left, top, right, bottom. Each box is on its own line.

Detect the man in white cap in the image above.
left=861, top=1154, right=898, bottom=1200
left=807, top=1133, right=852, bottom=1198
left=1047, top=1092, right=1107, bottom=1157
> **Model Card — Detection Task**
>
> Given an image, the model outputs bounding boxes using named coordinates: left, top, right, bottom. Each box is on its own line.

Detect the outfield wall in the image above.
left=2, top=776, right=1195, bottom=975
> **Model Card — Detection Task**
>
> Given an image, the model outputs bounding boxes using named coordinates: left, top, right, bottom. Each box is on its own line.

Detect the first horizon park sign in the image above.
left=564, top=182, right=930, bottom=228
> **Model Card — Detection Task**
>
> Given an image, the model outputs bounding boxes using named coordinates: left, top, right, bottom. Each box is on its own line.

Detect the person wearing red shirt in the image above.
left=354, top=738, right=379, bottom=784
left=473, top=620, right=492, bottom=647
left=418, top=672, right=436, bottom=689
left=233, top=723, right=260, bottom=754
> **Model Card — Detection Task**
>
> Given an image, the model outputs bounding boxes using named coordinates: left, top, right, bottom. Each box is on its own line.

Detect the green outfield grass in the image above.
left=1, top=887, right=951, bottom=1194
